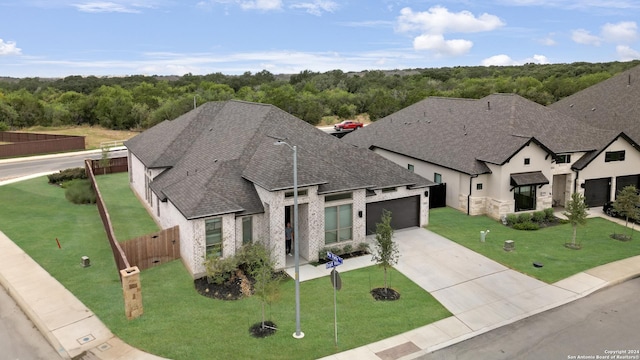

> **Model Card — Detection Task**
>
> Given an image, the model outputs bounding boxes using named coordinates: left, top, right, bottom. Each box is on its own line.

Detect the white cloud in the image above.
left=73, top=1, right=142, bottom=13
left=397, top=6, right=505, bottom=34
left=602, top=21, right=638, bottom=44
left=396, top=6, right=503, bottom=56
left=616, top=45, right=640, bottom=60
left=0, top=39, right=22, bottom=56
left=239, top=0, right=282, bottom=11
left=413, top=34, right=473, bottom=56
left=481, top=54, right=549, bottom=66
left=537, top=35, right=557, bottom=46
left=571, top=29, right=601, bottom=45
left=290, top=1, right=338, bottom=16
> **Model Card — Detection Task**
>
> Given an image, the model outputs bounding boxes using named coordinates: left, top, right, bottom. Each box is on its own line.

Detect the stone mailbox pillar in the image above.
left=120, top=266, right=143, bottom=320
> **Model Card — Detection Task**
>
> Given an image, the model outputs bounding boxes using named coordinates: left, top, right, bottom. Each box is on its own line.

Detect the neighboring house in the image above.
left=550, top=64, right=640, bottom=205
left=344, top=92, right=640, bottom=220
left=124, top=100, right=433, bottom=278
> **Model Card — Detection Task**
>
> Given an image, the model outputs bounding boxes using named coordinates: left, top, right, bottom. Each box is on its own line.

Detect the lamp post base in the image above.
left=293, top=331, right=305, bottom=339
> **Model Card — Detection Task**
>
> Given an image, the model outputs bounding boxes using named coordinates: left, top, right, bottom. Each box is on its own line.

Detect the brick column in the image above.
left=120, top=266, right=143, bottom=320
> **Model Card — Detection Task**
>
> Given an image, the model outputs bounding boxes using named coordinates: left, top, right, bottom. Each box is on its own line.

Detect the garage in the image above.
left=366, top=196, right=420, bottom=235
left=584, top=178, right=611, bottom=207
left=615, top=175, right=639, bottom=197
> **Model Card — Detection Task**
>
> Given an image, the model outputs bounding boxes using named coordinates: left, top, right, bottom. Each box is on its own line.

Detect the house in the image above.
left=343, top=92, right=640, bottom=219
left=124, top=100, right=433, bottom=278
left=550, top=64, right=640, bottom=205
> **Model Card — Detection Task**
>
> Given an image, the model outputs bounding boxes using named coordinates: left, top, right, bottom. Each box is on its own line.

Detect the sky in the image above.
left=0, top=0, right=639, bottom=78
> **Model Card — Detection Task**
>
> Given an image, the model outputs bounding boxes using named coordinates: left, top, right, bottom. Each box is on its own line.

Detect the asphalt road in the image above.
left=0, top=286, right=62, bottom=359
left=418, top=277, right=640, bottom=360
left=0, top=149, right=127, bottom=181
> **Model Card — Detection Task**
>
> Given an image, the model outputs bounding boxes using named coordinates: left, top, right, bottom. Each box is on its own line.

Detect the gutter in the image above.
left=468, top=174, right=478, bottom=215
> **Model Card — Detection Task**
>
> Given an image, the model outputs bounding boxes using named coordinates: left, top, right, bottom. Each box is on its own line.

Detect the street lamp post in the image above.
left=275, top=140, right=304, bottom=339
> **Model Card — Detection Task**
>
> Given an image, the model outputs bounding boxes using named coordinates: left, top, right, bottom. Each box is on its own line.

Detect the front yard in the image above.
left=0, top=174, right=450, bottom=360
left=427, top=207, right=640, bottom=283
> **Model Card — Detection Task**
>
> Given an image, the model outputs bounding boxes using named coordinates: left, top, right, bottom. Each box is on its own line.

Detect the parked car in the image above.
left=334, top=120, right=363, bottom=131
left=603, top=201, right=640, bottom=224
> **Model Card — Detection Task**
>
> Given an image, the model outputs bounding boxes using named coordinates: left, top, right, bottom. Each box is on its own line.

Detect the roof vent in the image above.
left=628, top=74, right=631, bottom=86
left=487, top=101, right=491, bottom=111
left=569, top=104, right=574, bottom=107
left=591, top=108, right=596, bottom=111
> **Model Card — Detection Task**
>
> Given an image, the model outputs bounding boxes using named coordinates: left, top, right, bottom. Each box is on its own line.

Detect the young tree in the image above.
left=563, top=192, right=589, bottom=248
left=239, top=243, right=280, bottom=331
left=371, top=210, right=399, bottom=294
left=613, top=185, right=640, bottom=239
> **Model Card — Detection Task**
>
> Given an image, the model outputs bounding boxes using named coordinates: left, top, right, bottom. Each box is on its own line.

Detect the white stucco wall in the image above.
left=578, top=137, right=640, bottom=199
left=372, top=148, right=461, bottom=211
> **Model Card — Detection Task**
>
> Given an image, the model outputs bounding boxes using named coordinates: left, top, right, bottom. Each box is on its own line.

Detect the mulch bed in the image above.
left=370, top=287, right=400, bottom=301
left=249, top=321, right=278, bottom=338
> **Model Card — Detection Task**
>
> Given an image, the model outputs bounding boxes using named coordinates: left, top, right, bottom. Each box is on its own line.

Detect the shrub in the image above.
left=517, top=213, right=532, bottom=223
left=532, top=211, right=546, bottom=223
left=357, top=242, right=370, bottom=253
left=63, top=179, right=96, bottom=204
left=342, top=244, right=353, bottom=254
left=204, top=255, right=239, bottom=285
left=512, top=221, right=540, bottom=230
left=544, top=208, right=555, bottom=221
left=48, top=167, right=87, bottom=184
left=505, top=214, right=518, bottom=226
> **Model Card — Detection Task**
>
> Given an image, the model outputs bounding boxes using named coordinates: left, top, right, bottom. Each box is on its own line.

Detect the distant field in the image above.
left=20, top=125, right=139, bottom=149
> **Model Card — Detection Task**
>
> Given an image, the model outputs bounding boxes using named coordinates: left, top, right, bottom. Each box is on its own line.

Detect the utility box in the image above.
left=480, top=231, right=486, bottom=242
left=504, top=240, right=515, bottom=251
left=81, top=256, right=90, bottom=267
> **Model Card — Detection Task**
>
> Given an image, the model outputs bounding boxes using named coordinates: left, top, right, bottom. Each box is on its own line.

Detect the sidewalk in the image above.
left=0, top=231, right=166, bottom=360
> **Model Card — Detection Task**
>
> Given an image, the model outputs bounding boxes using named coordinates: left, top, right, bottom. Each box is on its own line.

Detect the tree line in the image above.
left=0, top=60, right=638, bottom=131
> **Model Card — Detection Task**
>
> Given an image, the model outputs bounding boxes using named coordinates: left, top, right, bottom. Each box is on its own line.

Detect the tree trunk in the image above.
left=572, top=224, right=577, bottom=245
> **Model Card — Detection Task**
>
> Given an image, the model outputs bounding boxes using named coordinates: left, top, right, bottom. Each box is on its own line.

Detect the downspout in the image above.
left=467, top=174, right=478, bottom=215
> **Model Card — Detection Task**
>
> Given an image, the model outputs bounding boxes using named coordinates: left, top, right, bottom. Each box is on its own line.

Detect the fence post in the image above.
left=120, top=266, right=143, bottom=320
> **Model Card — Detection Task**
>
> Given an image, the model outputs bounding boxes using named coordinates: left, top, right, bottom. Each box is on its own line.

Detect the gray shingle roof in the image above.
left=550, top=65, right=640, bottom=145
left=344, top=93, right=615, bottom=175
left=125, top=100, right=433, bottom=220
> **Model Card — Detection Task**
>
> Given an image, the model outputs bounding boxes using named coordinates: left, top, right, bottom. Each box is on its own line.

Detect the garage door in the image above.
left=584, top=178, right=610, bottom=207
left=616, top=175, right=639, bottom=197
left=366, top=196, right=420, bottom=235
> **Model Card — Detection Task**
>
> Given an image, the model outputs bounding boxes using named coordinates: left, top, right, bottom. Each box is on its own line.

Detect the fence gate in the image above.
left=429, top=183, right=446, bottom=209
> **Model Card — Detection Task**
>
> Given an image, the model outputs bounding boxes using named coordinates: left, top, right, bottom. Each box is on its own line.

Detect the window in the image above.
left=242, top=217, right=252, bottom=245
left=476, top=183, right=483, bottom=191
left=408, top=164, right=414, bottom=172
left=325, top=204, right=352, bottom=244
left=524, top=158, right=531, bottom=165
left=325, top=192, right=352, bottom=202
left=514, top=185, right=536, bottom=212
left=381, top=187, right=397, bottom=193
left=605, top=150, right=625, bottom=162
left=434, top=173, right=442, bottom=184
left=556, top=154, right=571, bottom=164
left=205, top=218, right=222, bottom=257
left=285, top=189, right=308, bottom=198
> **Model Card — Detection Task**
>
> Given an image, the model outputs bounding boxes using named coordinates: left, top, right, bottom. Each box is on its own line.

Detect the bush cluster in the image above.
left=47, top=167, right=87, bottom=184
left=318, top=242, right=370, bottom=261
left=63, top=179, right=96, bottom=204
left=505, top=208, right=556, bottom=230
left=204, top=243, right=274, bottom=285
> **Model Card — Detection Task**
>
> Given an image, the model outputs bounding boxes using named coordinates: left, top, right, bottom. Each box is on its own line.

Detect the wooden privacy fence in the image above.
left=0, top=132, right=85, bottom=158
left=121, top=227, right=180, bottom=270
left=85, top=158, right=181, bottom=277
left=89, top=156, right=129, bottom=175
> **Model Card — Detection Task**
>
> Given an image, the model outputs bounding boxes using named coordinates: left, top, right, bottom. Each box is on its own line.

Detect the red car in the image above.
left=334, top=120, right=364, bottom=131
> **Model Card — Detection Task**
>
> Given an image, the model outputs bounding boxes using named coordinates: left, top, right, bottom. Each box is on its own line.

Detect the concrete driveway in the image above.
left=392, top=228, right=578, bottom=332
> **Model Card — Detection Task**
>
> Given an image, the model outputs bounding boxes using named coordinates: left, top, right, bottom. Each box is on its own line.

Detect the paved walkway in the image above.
left=2, top=213, right=639, bottom=359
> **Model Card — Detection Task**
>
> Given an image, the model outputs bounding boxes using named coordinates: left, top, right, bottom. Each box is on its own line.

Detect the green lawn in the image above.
left=0, top=175, right=451, bottom=360
left=427, top=207, right=640, bottom=283
left=95, top=173, right=160, bottom=240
